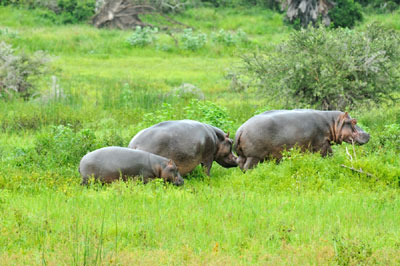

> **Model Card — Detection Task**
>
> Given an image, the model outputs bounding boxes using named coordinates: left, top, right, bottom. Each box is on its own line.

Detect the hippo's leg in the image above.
left=80, top=178, right=88, bottom=186
left=243, top=157, right=260, bottom=171
left=201, top=158, right=213, bottom=176
left=320, top=143, right=333, bottom=157
left=237, top=156, right=246, bottom=171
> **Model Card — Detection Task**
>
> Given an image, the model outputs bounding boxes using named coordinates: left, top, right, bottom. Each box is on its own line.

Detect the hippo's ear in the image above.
left=226, top=132, right=230, bottom=138
left=167, top=159, right=174, bottom=166
left=339, top=112, right=350, bottom=122
left=351, top=119, right=357, bottom=126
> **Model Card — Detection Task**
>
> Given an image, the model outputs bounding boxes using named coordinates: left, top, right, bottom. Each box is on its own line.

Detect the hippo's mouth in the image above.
left=217, top=157, right=239, bottom=168
left=345, top=134, right=370, bottom=145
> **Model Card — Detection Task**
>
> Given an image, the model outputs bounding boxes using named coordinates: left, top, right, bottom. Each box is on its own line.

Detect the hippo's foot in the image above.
left=238, top=156, right=246, bottom=171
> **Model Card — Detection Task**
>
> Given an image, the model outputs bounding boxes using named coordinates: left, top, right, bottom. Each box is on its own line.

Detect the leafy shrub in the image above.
left=200, top=0, right=280, bottom=9
left=377, top=123, right=400, bottom=150
left=171, top=83, right=204, bottom=100
left=0, top=41, right=50, bottom=100
left=127, top=26, right=159, bottom=47
left=233, top=23, right=400, bottom=110
left=329, top=0, right=363, bottom=28
left=211, top=29, right=248, bottom=46
left=184, top=99, right=234, bottom=132
left=35, top=125, right=97, bottom=167
left=333, top=235, right=373, bottom=265
left=140, top=99, right=234, bottom=132
left=356, top=0, right=399, bottom=12
left=2, top=0, right=96, bottom=24
left=181, top=28, right=207, bottom=51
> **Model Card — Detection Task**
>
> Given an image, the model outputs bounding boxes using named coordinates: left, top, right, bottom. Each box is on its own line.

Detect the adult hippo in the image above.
left=234, top=110, right=370, bottom=171
left=79, top=147, right=183, bottom=186
left=128, top=120, right=238, bottom=176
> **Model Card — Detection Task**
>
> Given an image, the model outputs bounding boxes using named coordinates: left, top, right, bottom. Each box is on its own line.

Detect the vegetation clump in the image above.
left=234, top=23, right=400, bottom=110
left=181, top=28, right=207, bottom=50
left=0, top=41, right=50, bottom=100
left=127, top=26, right=159, bottom=47
left=329, top=0, right=363, bottom=28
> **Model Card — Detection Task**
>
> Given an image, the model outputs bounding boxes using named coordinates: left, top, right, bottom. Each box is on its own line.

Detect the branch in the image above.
left=340, top=164, right=376, bottom=178
left=158, top=12, right=192, bottom=29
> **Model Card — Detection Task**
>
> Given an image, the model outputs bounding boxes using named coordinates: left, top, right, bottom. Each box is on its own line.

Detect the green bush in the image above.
left=34, top=125, right=97, bottom=167
left=0, top=41, right=50, bottom=100
left=1, top=0, right=96, bottom=24
left=127, top=26, right=159, bottom=47
left=211, top=29, right=248, bottom=46
left=184, top=99, right=234, bottom=132
left=329, top=0, right=363, bottom=28
left=181, top=28, right=207, bottom=51
left=200, top=0, right=280, bottom=9
left=234, top=23, right=400, bottom=110
left=140, top=99, right=234, bottom=132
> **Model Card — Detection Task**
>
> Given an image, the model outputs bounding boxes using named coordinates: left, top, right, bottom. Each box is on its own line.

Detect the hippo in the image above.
left=79, top=147, right=183, bottom=186
left=128, top=120, right=238, bottom=176
left=234, top=110, right=370, bottom=171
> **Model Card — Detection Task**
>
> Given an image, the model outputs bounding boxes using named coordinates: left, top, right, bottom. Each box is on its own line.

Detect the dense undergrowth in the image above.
left=0, top=6, right=400, bottom=265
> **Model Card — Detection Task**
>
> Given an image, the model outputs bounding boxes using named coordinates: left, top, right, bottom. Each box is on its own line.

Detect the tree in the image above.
left=282, top=0, right=334, bottom=28
left=92, top=0, right=189, bottom=29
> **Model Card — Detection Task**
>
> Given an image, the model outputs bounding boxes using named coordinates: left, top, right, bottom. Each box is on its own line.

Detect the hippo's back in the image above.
left=128, top=120, right=216, bottom=175
left=235, top=110, right=340, bottom=158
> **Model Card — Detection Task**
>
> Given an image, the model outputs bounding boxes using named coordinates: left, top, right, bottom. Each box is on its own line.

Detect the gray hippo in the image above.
left=128, top=120, right=238, bottom=176
left=79, top=147, right=183, bottom=186
left=234, top=110, right=370, bottom=171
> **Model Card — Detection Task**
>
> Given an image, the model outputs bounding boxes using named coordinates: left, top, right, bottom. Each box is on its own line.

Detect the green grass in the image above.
left=1, top=5, right=400, bottom=265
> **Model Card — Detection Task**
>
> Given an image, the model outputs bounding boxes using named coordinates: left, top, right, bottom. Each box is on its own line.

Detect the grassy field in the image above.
left=1, top=6, right=400, bottom=265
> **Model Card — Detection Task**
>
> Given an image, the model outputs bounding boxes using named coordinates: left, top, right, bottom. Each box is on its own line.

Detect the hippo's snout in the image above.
left=356, top=132, right=370, bottom=145
left=174, top=174, right=184, bottom=186
left=217, top=153, right=238, bottom=168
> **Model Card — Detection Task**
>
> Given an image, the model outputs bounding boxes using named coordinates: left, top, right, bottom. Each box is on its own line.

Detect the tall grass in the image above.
left=0, top=5, right=400, bottom=265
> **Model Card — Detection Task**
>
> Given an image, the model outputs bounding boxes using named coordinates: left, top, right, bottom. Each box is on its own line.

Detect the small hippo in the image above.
left=235, top=110, right=370, bottom=171
left=128, top=120, right=238, bottom=176
left=79, top=147, right=183, bottom=186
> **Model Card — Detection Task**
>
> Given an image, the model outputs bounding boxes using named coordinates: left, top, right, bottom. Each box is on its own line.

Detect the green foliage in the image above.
left=235, top=23, right=400, bottom=110
left=8, top=124, right=125, bottom=171
left=140, top=99, right=234, bottom=132
left=333, top=235, right=373, bottom=265
left=127, top=26, right=159, bottom=47
left=181, top=28, right=207, bottom=50
left=329, top=0, right=363, bottom=28
left=184, top=99, right=234, bottom=132
left=200, top=0, right=280, bottom=9
left=0, top=5, right=400, bottom=264
left=356, top=0, right=399, bottom=12
left=211, top=29, right=248, bottom=46
left=57, top=0, right=96, bottom=23
left=0, top=41, right=50, bottom=99
left=34, top=125, right=97, bottom=167
left=377, top=123, right=400, bottom=150
left=1, top=0, right=96, bottom=24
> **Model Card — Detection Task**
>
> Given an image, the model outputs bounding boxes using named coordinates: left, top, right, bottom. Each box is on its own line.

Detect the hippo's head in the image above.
left=215, top=132, right=238, bottom=168
left=161, top=160, right=184, bottom=186
left=338, top=112, right=370, bottom=145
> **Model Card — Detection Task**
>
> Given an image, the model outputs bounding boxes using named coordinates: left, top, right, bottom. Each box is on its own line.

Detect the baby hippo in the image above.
left=79, top=147, right=183, bottom=186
